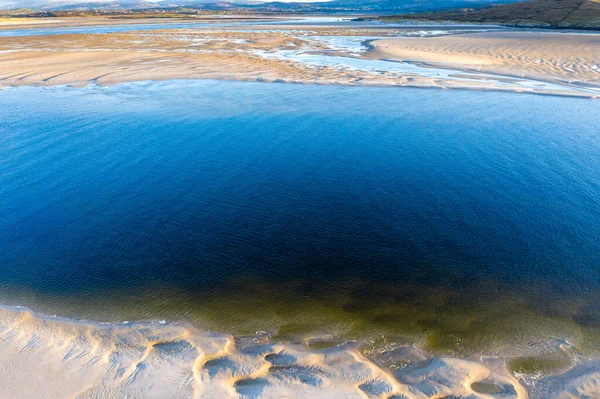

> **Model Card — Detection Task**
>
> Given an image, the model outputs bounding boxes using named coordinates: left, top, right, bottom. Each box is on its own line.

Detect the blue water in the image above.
left=1, top=80, right=599, bottom=348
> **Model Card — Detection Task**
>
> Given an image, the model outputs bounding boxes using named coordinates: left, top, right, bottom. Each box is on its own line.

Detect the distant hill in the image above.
left=309, top=0, right=521, bottom=12
left=379, top=0, right=600, bottom=29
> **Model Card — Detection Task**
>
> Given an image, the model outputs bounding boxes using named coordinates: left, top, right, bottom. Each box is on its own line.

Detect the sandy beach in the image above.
left=0, top=20, right=599, bottom=97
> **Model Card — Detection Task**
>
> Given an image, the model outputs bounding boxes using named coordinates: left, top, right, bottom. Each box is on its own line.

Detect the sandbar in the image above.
left=370, top=31, right=600, bottom=92
left=0, top=22, right=598, bottom=97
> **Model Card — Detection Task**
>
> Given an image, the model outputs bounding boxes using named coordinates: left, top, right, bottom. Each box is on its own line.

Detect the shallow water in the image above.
left=0, top=17, right=366, bottom=37
left=0, top=17, right=304, bottom=37
left=1, top=80, right=600, bottom=354
left=0, top=18, right=507, bottom=37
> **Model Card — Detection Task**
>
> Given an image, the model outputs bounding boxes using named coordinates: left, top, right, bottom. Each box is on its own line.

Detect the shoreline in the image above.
left=369, top=18, right=600, bottom=33
left=0, top=303, right=567, bottom=398
left=1, top=301, right=599, bottom=398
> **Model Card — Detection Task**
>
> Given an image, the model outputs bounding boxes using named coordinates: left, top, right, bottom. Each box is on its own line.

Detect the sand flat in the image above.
left=0, top=25, right=598, bottom=97
left=371, top=31, right=600, bottom=86
left=0, top=18, right=65, bottom=26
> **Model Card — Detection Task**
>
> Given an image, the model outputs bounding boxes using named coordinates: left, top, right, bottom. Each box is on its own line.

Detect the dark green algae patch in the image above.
left=507, top=356, right=572, bottom=376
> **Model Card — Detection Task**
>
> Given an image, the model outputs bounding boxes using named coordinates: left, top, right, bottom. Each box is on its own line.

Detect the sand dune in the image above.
left=0, top=306, right=530, bottom=399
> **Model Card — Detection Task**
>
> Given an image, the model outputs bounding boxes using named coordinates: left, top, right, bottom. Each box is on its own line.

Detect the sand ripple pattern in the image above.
left=372, top=31, right=600, bottom=88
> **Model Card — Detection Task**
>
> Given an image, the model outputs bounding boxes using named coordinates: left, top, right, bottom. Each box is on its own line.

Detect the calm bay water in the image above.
left=1, top=81, right=599, bottom=353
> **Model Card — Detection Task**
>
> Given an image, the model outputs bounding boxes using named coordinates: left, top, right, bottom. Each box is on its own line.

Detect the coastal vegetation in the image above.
left=378, top=0, right=600, bottom=29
